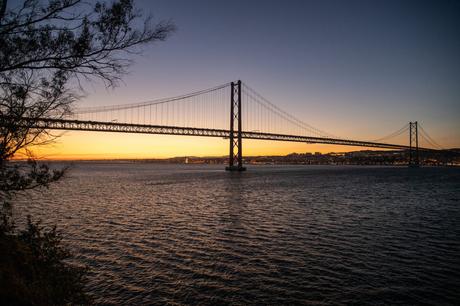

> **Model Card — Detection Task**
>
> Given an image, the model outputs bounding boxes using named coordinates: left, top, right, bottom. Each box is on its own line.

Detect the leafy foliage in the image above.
left=0, top=0, right=175, bottom=214
left=0, top=0, right=175, bottom=164
left=0, top=216, right=90, bottom=305
left=0, top=0, right=175, bottom=304
left=1, top=159, right=65, bottom=233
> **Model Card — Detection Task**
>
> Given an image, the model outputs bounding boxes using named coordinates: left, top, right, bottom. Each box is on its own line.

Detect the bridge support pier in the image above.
left=409, top=121, right=419, bottom=167
left=226, top=80, right=246, bottom=171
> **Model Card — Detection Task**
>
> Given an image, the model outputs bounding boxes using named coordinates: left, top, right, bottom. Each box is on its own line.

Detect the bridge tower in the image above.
left=226, top=80, right=246, bottom=171
left=409, top=121, right=419, bottom=167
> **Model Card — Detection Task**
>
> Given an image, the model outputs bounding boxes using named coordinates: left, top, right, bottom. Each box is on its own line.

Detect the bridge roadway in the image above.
left=20, top=117, right=432, bottom=151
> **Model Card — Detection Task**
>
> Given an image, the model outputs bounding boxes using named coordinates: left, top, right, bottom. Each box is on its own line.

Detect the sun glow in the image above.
left=28, top=131, right=374, bottom=160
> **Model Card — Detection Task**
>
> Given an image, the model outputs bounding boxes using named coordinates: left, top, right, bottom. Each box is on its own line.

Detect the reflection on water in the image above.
left=14, top=164, right=460, bottom=305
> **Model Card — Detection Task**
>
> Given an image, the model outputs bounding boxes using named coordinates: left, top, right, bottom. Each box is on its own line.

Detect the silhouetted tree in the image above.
left=0, top=1, right=174, bottom=303
left=0, top=0, right=175, bottom=211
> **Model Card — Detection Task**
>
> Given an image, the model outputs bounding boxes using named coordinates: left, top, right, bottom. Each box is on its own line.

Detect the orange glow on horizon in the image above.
left=22, top=131, right=394, bottom=161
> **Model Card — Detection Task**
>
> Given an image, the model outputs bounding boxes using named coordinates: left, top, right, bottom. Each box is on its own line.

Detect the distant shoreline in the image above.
left=10, top=148, right=460, bottom=167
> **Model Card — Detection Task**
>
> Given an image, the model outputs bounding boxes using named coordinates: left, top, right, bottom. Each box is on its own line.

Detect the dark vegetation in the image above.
left=0, top=0, right=174, bottom=304
left=0, top=217, right=89, bottom=305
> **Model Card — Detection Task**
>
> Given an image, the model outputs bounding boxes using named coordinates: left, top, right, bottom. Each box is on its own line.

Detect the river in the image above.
left=13, top=163, right=460, bottom=305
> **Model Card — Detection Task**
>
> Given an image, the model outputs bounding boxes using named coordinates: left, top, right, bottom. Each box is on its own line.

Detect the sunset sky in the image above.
left=16, top=0, right=460, bottom=159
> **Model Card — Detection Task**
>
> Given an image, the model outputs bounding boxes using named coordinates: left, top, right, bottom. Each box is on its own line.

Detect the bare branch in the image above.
left=0, top=0, right=175, bottom=199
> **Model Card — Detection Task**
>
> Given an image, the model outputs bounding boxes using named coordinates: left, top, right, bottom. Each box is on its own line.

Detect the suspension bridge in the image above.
left=6, top=80, right=446, bottom=170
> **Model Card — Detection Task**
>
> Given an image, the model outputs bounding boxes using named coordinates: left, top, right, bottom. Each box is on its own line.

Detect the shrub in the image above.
left=0, top=216, right=91, bottom=305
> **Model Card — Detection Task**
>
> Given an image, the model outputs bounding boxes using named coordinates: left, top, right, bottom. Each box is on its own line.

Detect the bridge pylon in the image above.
left=409, top=121, right=419, bottom=167
left=226, top=80, right=246, bottom=171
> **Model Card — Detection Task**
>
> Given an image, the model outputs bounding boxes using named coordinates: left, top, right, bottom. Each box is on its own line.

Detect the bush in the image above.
left=0, top=216, right=90, bottom=305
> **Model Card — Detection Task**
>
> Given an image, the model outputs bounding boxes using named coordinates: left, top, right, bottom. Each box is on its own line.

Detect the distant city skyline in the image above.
left=13, top=0, right=459, bottom=159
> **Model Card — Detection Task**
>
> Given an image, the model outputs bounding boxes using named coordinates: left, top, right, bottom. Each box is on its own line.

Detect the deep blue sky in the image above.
left=7, top=0, right=460, bottom=150
left=86, top=0, right=459, bottom=146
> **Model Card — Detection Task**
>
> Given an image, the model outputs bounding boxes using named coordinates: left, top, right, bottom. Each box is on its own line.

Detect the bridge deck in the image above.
left=18, top=117, right=431, bottom=151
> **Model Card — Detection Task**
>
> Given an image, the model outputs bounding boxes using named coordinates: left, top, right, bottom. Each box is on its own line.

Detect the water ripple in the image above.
left=13, top=164, right=460, bottom=305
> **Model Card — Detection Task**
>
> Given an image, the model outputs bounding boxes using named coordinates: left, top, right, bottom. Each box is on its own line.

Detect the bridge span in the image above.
left=3, top=80, right=445, bottom=170
left=30, top=116, right=418, bottom=151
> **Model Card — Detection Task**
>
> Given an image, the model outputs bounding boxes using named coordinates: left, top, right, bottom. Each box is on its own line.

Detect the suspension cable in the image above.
left=74, top=82, right=231, bottom=114
left=242, top=83, right=338, bottom=138
left=418, top=123, right=444, bottom=149
left=370, top=123, right=409, bottom=143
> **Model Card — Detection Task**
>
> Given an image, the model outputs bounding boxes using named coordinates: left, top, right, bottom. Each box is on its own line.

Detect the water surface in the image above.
left=14, top=164, right=460, bottom=305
